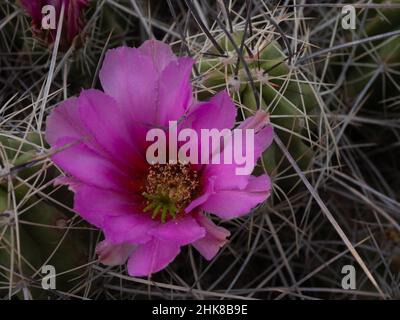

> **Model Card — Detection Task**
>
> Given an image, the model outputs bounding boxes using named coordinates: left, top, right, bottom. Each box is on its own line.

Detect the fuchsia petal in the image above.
left=196, top=110, right=274, bottom=219
left=77, top=89, right=145, bottom=170
left=138, top=39, right=177, bottom=72
left=203, top=164, right=248, bottom=191
left=148, top=216, right=205, bottom=245
left=192, top=214, right=230, bottom=260
left=202, top=111, right=274, bottom=186
left=103, top=214, right=157, bottom=245
left=20, top=0, right=43, bottom=28
left=53, top=176, right=81, bottom=192
left=239, top=110, right=270, bottom=131
left=99, top=41, right=194, bottom=127
left=178, top=90, right=236, bottom=165
left=99, top=46, right=158, bottom=125
left=45, top=97, right=86, bottom=146
left=239, top=110, right=274, bottom=165
left=127, top=239, right=181, bottom=277
left=96, top=239, right=136, bottom=266
left=185, top=177, right=215, bottom=213
left=51, top=137, right=133, bottom=193
left=158, top=57, right=194, bottom=125
left=252, top=125, right=274, bottom=163
left=73, top=184, right=141, bottom=228
left=183, top=90, right=236, bottom=132
left=200, top=175, right=271, bottom=219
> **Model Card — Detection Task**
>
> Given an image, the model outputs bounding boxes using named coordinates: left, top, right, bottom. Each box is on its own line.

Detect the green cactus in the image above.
left=346, top=0, right=400, bottom=101
left=364, top=0, right=400, bottom=37
left=196, top=33, right=318, bottom=191
left=0, top=133, right=88, bottom=298
left=0, top=197, right=45, bottom=298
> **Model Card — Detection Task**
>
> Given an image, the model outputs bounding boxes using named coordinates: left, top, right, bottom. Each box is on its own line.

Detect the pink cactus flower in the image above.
left=20, top=0, right=89, bottom=49
left=45, top=40, right=274, bottom=277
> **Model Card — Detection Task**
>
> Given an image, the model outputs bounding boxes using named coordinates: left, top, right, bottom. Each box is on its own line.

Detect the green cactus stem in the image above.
left=196, top=33, right=318, bottom=192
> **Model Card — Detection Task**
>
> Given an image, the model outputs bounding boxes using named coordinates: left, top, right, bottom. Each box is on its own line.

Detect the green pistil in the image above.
left=142, top=192, right=179, bottom=223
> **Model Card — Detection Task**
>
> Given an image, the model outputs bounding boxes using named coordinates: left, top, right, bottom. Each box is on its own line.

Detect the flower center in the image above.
left=142, top=163, right=200, bottom=223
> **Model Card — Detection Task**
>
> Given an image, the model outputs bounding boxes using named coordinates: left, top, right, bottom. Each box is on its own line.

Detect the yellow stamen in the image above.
left=142, top=163, right=199, bottom=223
